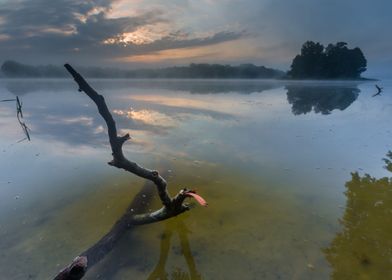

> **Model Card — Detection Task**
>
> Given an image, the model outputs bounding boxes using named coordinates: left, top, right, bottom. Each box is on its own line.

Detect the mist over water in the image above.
left=0, top=79, right=391, bottom=279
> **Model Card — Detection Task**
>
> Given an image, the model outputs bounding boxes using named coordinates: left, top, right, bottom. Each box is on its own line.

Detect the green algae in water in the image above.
left=324, top=171, right=392, bottom=280
left=36, top=159, right=336, bottom=279
left=1, top=158, right=337, bottom=279
left=2, top=80, right=392, bottom=279
left=86, top=158, right=392, bottom=280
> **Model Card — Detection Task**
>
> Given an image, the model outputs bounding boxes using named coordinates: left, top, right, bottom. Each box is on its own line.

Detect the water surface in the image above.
left=0, top=78, right=391, bottom=279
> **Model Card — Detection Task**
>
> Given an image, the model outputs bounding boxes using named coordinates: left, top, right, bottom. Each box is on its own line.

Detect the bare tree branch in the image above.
left=53, top=64, right=207, bottom=279
left=64, top=64, right=195, bottom=221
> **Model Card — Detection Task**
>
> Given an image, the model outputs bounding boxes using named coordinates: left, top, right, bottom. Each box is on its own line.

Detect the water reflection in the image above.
left=1, top=78, right=391, bottom=279
left=4, top=79, right=74, bottom=96
left=3, top=79, right=281, bottom=95
left=324, top=152, right=392, bottom=279
left=286, top=84, right=360, bottom=115
left=148, top=219, right=201, bottom=280
left=1, top=79, right=239, bottom=147
left=143, top=80, right=280, bottom=95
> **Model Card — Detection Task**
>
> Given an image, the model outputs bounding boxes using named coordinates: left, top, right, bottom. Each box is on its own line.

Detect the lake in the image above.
left=0, top=78, right=391, bottom=279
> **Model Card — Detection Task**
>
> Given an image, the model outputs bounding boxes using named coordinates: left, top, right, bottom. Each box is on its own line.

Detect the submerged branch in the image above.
left=54, top=179, right=155, bottom=280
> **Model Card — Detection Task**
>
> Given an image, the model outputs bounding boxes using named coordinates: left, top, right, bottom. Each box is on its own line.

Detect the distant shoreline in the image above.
left=0, top=60, right=378, bottom=81
left=0, top=77, right=376, bottom=83
left=0, top=61, right=285, bottom=79
left=281, top=77, right=377, bottom=82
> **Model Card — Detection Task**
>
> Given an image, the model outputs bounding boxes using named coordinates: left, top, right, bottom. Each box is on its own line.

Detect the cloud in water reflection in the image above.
left=1, top=79, right=239, bottom=149
left=113, top=108, right=178, bottom=128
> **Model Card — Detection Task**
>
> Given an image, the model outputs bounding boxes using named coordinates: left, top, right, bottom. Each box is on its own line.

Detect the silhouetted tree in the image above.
left=289, top=41, right=326, bottom=78
left=288, top=41, right=367, bottom=79
left=324, top=42, right=367, bottom=78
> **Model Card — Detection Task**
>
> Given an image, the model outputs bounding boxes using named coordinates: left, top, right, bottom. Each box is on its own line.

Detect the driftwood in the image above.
left=54, top=179, right=156, bottom=279
left=53, top=64, right=206, bottom=279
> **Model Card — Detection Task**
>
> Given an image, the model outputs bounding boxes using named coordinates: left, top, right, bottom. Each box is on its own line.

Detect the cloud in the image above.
left=0, top=0, right=245, bottom=65
left=0, top=0, right=391, bottom=76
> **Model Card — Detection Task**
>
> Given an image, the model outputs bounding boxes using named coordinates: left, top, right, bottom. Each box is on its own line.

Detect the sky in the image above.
left=0, top=0, right=391, bottom=77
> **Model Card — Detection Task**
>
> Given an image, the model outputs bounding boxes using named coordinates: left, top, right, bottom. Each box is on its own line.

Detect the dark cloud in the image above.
left=0, top=0, right=244, bottom=65
left=0, top=0, right=110, bottom=36
left=1, top=0, right=390, bottom=76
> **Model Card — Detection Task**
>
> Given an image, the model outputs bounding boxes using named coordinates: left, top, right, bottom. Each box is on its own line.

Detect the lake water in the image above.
left=0, top=78, right=391, bottom=279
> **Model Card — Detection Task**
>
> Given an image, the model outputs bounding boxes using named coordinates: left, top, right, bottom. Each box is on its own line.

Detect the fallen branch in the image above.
left=54, top=179, right=157, bottom=280
left=64, top=64, right=199, bottom=221
left=53, top=64, right=207, bottom=279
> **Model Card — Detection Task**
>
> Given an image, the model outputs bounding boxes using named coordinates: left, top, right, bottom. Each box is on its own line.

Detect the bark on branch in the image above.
left=54, top=180, right=156, bottom=280
left=52, top=64, right=206, bottom=279
left=64, top=63, right=194, bottom=223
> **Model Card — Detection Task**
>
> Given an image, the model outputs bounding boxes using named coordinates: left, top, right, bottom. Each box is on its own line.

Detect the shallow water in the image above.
left=0, top=78, right=391, bottom=279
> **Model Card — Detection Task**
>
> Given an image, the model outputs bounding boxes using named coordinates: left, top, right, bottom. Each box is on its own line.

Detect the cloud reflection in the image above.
left=113, top=108, right=178, bottom=128
left=1, top=79, right=239, bottom=149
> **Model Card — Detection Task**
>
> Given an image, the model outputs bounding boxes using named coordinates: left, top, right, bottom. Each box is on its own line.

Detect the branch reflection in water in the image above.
left=148, top=218, right=201, bottom=280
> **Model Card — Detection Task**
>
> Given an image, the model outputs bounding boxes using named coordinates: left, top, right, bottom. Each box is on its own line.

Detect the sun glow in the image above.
left=118, top=38, right=257, bottom=63
left=103, top=26, right=166, bottom=46
left=103, top=32, right=152, bottom=46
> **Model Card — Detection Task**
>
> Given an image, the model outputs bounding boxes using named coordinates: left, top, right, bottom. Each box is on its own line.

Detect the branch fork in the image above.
left=53, top=64, right=207, bottom=279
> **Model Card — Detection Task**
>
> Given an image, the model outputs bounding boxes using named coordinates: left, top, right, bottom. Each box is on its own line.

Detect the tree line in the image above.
left=0, top=60, right=284, bottom=79
left=1, top=41, right=368, bottom=80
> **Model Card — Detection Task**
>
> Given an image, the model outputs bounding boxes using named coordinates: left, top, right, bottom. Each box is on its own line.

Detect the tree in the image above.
left=288, top=41, right=367, bottom=79
left=324, top=42, right=367, bottom=78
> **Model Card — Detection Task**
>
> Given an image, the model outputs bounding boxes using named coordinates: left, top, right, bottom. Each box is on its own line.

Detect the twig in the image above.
left=15, top=96, right=31, bottom=141
left=0, top=98, right=16, bottom=102
left=0, top=96, right=30, bottom=141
